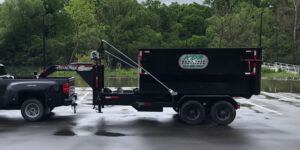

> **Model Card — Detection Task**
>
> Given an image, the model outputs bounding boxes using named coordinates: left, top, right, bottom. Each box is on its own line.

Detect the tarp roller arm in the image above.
left=104, top=50, right=137, bottom=69
left=100, top=40, right=177, bottom=96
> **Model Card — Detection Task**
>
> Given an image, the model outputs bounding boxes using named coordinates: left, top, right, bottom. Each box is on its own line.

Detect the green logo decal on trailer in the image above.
left=179, top=54, right=209, bottom=69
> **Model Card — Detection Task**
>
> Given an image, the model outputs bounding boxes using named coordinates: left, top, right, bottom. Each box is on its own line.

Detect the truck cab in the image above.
left=0, top=64, right=14, bottom=79
left=0, top=64, right=77, bottom=122
left=0, top=64, right=6, bottom=75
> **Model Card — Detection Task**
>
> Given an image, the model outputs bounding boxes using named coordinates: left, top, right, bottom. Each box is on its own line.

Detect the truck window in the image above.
left=0, top=66, right=7, bottom=75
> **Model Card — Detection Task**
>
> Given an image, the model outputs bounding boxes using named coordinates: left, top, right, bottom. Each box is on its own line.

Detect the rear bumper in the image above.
left=64, top=93, right=77, bottom=106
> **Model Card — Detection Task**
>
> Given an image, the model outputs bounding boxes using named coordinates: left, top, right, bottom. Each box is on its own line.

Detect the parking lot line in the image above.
left=78, top=92, right=89, bottom=104
left=245, top=101, right=283, bottom=115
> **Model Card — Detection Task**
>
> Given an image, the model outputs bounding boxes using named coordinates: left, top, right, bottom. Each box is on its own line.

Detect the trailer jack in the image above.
left=98, top=105, right=102, bottom=113
left=71, top=103, right=77, bottom=114
left=92, top=105, right=103, bottom=113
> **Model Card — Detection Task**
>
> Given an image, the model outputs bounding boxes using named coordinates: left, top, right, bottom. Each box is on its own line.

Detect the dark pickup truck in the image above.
left=0, top=64, right=77, bottom=122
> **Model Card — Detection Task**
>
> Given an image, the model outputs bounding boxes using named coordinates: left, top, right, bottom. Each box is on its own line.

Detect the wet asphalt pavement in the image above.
left=1, top=88, right=300, bottom=150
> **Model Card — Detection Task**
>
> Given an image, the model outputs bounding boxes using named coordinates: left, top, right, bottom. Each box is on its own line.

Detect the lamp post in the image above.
left=43, top=14, right=46, bottom=69
left=259, top=11, right=264, bottom=48
left=42, top=0, right=47, bottom=69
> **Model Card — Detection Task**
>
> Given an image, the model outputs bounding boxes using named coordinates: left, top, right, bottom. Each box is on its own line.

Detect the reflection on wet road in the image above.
left=0, top=88, right=300, bottom=150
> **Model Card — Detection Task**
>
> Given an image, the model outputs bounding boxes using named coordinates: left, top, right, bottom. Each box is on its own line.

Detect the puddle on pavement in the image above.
left=95, top=130, right=126, bottom=137
left=82, top=102, right=93, bottom=105
left=263, top=94, right=279, bottom=100
left=241, top=103, right=263, bottom=113
left=280, top=100, right=300, bottom=108
left=123, top=114, right=137, bottom=117
left=241, top=103, right=253, bottom=108
left=253, top=110, right=263, bottom=113
left=54, top=129, right=76, bottom=136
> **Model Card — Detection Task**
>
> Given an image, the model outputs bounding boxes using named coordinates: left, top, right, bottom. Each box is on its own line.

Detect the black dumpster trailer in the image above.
left=40, top=40, right=262, bottom=125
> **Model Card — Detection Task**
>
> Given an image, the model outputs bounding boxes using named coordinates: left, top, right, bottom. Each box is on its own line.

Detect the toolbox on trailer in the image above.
left=138, top=48, right=261, bottom=98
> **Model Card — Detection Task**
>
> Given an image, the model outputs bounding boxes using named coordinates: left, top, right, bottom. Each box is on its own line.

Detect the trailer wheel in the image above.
left=210, top=101, right=236, bottom=125
left=21, top=99, right=44, bottom=122
left=179, top=101, right=205, bottom=125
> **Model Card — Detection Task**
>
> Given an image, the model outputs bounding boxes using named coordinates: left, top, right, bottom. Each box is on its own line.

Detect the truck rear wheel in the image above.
left=173, top=107, right=179, bottom=112
left=43, top=106, right=55, bottom=119
left=179, top=101, right=205, bottom=125
left=21, top=99, right=44, bottom=122
left=210, top=101, right=236, bottom=125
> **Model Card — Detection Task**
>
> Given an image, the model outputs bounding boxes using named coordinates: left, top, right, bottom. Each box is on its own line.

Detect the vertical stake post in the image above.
left=259, top=11, right=264, bottom=48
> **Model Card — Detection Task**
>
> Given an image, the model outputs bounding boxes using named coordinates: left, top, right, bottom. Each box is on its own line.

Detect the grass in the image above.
left=6, top=66, right=43, bottom=77
left=49, top=68, right=138, bottom=78
left=105, top=68, right=138, bottom=77
left=261, top=67, right=300, bottom=79
left=6, top=66, right=138, bottom=87
left=49, top=68, right=138, bottom=87
left=6, top=66, right=138, bottom=77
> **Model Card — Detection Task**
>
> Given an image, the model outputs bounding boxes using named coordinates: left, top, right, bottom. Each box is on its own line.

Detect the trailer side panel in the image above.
left=138, top=48, right=262, bottom=98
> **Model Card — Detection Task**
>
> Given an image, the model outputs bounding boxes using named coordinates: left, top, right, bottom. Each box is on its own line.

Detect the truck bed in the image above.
left=0, top=77, right=75, bottom=108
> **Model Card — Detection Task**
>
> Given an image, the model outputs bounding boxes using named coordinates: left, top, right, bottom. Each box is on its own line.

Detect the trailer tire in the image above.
left=21, top=99, right=44, bottom=122
left=210, top=101, right=236, bottom=125
left=179, top=101, right=205, bottom=125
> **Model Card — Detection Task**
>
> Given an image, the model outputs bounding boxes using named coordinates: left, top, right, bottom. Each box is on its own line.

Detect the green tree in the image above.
left=0, top=0, right=44, bottom=65
left=0, top=0, right=74, bottom=65
left=187, top=35, right=209, bottom=48
left=206, top=2, right=262, bottom=48
left=0, top=0, right=299, bottom=66
left=65, top=0, right=105, bottom=63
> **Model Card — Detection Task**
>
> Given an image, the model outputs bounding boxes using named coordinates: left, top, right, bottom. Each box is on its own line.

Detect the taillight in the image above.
left=237, top=104, right=240, bottom=109
left=63, top=83, right=70, bottom=94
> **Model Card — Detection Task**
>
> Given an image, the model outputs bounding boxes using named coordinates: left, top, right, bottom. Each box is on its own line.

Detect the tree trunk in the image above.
left=292, top=0, right=298, bottom=64
left=219, top=21, right=224, bottom=48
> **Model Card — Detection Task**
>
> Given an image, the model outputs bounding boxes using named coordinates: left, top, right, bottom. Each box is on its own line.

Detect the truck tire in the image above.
left=179, top=101, right=205, bottom=125
left=21, top=99, right=45, bottom=122
left=50, top=107, right=55, bottom=112
left=210, top=101, right=236, bottom=125
left=173, top=107, right=179, bottom=112
left=43, top=106, right=55, bottom=119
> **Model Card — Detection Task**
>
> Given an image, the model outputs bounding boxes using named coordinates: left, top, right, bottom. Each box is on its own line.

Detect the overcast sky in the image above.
left=0, top=0, right=204, bottom=5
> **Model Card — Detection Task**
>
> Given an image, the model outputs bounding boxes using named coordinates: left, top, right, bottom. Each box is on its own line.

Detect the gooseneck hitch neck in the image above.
left=98, top=40, right=177, bottom=96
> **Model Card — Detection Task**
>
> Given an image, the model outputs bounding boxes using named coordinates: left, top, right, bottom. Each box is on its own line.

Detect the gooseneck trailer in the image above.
left=39, top=40, right=262, bottom=125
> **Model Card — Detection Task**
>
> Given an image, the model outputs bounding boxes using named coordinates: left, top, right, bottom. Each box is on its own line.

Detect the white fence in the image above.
left=262, top=62, right=300, bottom=74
